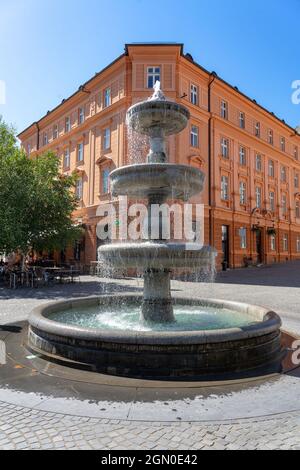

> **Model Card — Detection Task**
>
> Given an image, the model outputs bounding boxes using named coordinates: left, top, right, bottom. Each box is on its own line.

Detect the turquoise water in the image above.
left=51, top=304, right=257, bottom=332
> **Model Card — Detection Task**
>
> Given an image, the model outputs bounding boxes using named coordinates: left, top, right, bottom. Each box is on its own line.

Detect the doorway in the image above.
left=221, top=225, right=230, bottom=267
left=256, top=229, right=263, bottom=264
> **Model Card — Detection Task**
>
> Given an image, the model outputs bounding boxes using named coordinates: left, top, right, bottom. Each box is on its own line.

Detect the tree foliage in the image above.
left=0, top=117, right=82, bottom=256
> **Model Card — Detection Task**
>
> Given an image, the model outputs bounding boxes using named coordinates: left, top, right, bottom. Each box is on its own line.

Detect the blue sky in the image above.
left=0, top=0, right=299, bottom=133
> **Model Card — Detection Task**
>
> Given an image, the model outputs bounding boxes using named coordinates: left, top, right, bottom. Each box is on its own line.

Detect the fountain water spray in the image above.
left=98, top=82, right=216, bottom=323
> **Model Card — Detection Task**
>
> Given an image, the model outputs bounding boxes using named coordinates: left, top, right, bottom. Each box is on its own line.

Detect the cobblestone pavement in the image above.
left=1, top=262, right=300, bottom=450
left=0, top=401, right=300, bottom=450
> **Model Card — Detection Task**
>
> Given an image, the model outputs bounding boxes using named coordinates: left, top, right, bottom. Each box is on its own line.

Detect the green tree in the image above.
left=0, top=117, right=82, bottom=260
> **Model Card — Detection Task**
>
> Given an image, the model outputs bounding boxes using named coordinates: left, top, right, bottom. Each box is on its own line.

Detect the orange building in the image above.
left=18, top=43, right=300, bottom=270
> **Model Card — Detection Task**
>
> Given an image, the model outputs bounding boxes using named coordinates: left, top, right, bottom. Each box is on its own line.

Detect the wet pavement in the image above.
left=0, top=263, right=300, bottom=449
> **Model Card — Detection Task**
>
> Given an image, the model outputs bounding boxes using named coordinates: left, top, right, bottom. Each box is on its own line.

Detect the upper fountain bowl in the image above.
left=127, top=83, right=190, bottom=138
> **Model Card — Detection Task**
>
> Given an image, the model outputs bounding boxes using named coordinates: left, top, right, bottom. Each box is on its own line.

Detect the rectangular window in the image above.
left=269, top=191, right=275, bottom=212
left=239, top=112, right=245, bottom=129
left=239, top=182, right=246, bottom=205
left=239, top=227, right=247, bottom=249
left=295, top=173, right=299, bottom=188
left=78, top=107, right=85, bottom=125
left=255, top=122, right=260, bottom=138
left=147, top=67, right=160, bottom=89
left=220, top=100, right=228, bottom=119
left=268, top=129, right=274, bottom=145
left=283, top=234, right=288, bottom=251
left=221, top=138, right=229, bottom=158
left=294, top=146, right=299, bottom=160
left=53, top=124, right=58, bottom=140
left=77, top=142, right=84, bottom=162
left=270, top=235, right=276, bottom=251
left=65, top=116, right=71, bottom=133
left=297, top=237, right=300, bottom=252
left=103, top=128, right=111, bottom=150
left=281, top=166, right=287, bottom=182
left=255, top=187, right=262, bottom=208
left=104, top=87, right=111, bottom=108
left=43, top=132, right=48, bottom=146
left=282, top=194, right=287, bottom=215
left=190, top=84, right=198, bottom=105
left=239, top=146, right=246, bottom=166
left=75, top=177, right=83, bottom=200
left=221, top=176, right=229, bottom=201
left=280, top=137, right=285, bottom=152
left=27, top=143, right=31, bottom=156
left=296, top=201, right=300, bottom=218
left=64, top=148, right=70, bottom=168
left=269, top=160, right=275, bottom=178
left=255, top=154, right=262, bottom=172
left=190, top=125, right=199, bottom=147
left=102, top=168, right=110, bottom=194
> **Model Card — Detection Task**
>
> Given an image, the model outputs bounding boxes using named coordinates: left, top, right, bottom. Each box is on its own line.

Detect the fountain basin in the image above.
left=98, top=243, right=215, bottom=270
left=110, top=163, right=205, bottom=201
left=127, top=100, right=190, bottom=136
left=28, top=295, right=283, bottom=380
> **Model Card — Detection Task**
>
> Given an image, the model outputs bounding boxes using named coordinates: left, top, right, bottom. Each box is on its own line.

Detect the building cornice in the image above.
left=18, top=53, right=126, bottom=139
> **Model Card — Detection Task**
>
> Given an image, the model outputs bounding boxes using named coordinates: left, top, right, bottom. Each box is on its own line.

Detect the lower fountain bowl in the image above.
left=28, top=295, right=283, bottom=380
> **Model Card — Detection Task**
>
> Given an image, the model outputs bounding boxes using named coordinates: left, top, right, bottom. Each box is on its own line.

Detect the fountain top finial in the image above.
left=148, top=80, right=166, bottom=102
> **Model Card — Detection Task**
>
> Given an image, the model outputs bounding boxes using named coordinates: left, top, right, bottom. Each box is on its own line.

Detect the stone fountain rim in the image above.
left=109, top=162, right=205, bottom=176
left=127, top=99, right=191, bottom=118
left=29, top=295, right=281, bottom=346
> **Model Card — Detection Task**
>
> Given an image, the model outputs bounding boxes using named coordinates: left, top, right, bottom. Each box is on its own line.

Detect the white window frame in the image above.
left=255, top=122, right=260, bottom=138
left=103, top=128, right=111, bottom=150
left=239, top=112, right=245, bottom=129
left=190, top=125, right=199, bottom=148
left=255, top=154, right=262, bottom=172
left=239, top=146, right=246, bottom=166
left=269, top=191, right=275, bottom=212
left=268, top=129, right=274, bottom=145
left=270, top=235, right=276, bottom=251
left=221, top=176, right=229, bottom=201
left=77, top=142, right=84, bottom=162
left=190, top=84, right=198, bottom=105
left=53, top=124, right=58, bottom=140
left=294, top=146, right=299, bottom=160
left=78, top=107, right=85, bottom=125
left=104, top=87, right=111, bottom=108
left=65, top=116, right=71, bottom=133
left=43, top=132, right=48, bottom=146
left=64, top=148, right=70, bottom=168
left=255, top=186, right=262, bottom=208
left=220, top=100, right=228, bottom=119
left=269, top=160, right=275, bottom=178
left=297, top=237, right=300, bottom=252
left=280, top=137, right=286, bottom=152
left=102, top=167, right=110, bottom=194
left=281, top=166, right=287, bottom=182
left=147, top=66, right=161, bottom=89
left=239, top=182, right=246, bottom=205
left=75, top=177, right=83, bottom=200
left=282, top=194, right=287, bottom=215
left=239, top=227, right=247, bottom=249
left=221, top=138, right=229, bottom=158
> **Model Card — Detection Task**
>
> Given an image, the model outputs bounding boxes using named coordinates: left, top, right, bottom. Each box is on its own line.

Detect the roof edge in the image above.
left=180, top=52, right=299, bottom=135
left=18, top=52, right=126, bottom=138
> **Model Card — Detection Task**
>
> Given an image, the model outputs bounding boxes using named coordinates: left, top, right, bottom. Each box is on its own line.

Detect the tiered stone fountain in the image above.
left=28, top=84, right=283, bottom=380
left=99, top=82, right=215, bottom=323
